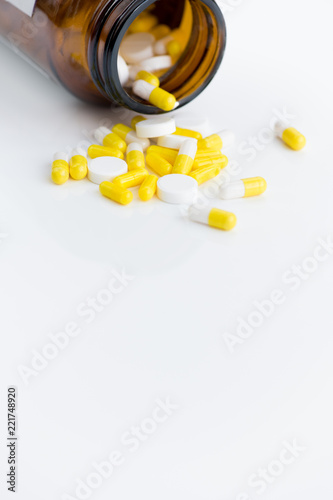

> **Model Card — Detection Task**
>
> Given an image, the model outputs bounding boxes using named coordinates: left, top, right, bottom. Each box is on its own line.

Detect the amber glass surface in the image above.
left=0, top=0, right=226, bottom=111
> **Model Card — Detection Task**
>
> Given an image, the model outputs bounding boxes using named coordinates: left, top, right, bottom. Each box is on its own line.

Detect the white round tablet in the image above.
left=136, top=117, right=176, bottom=138
left=157, top=174, right=198, bottom=205
left=88, top=157, right=128, bottom=185
left=120, top=33, right=155, bottom=64
left=157, top=134, right=189, bottom=150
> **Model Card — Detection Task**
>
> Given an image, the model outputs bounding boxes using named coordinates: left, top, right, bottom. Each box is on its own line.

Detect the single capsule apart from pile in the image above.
left=220, top=177, right=267, bottom=200
left=274, top=121, right=306, bottom=151
left=51, top=152, right=69, bottom=185
left=188, top=206, right=237, bottom=231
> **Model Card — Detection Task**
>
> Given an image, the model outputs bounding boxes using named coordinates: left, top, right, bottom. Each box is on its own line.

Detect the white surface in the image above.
left=119, top=33, right=155, bottom=64
left=219, top=128, right=236, bottom=149
left=88, top=157, right=128, bottom=185
left=1, top=0, right=333, bottom=499
left=135, top=116, right=176, bottom=138
left=156, top=174, right=198, bottom=205
left=6, top=0, right=35, bottom=16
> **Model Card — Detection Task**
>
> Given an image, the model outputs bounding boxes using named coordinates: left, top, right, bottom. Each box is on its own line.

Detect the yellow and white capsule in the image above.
left=88, top=144, right=124, bottom=160
left=197, top=130, right=235, bottom=151
left=274, top=121, right=306, bottom=151
left=174, top=127, right=202, bottom=140
left=69, top=148, right=88, bottom=180
left=126, top=142, right=145, bottom=170
left=188, top=206, right=237, bottom=231
left=112, top=123, right=150, bottom=150
left=154, top=29, right=186, bottom=55
left=100, top=182, right=133, bottom=205
left=189, top=164, right=222, bottom=185
left=131, top=115, right=146, bottom=129
left=195, top=148, right=223, bottom=160
left=51, top=152, right=69, bottom=185
left=132, top=80, right=177, bottom=112
left=146, top=145, right=178, bottom=166
left=146, top=152, right=173, bottom=176
left=135, top=70, right=160, bottom=87
left=192, top=155, right=228, bottom=171
left=139, top=174, right=158, bottom=201
left=172, top=138, right=197, bottom=175
left=113, top=168, right=148, bottom=189
left=94, top=126, right=127, bottom=153
left=220, top=177, right=267, bottom=200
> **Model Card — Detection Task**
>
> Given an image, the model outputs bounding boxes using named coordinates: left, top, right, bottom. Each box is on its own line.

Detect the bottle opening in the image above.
left=91, top=0, right=226, bottom=113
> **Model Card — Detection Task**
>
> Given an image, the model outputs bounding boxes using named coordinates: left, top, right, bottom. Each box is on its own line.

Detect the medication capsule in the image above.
left=126, top=143, right=145, bottom=170
left=129, top=13, right=158, bottom=33
left=69, top=148, right=88, bottom=180
left=146, top=152, right=173, bottom=176
left=146, top=145, right=178, bottom=165
left=100, top=182, right=133, bottom=205
left=195, top=148, right=222, bottom=160
left=139, top=174, right=158, bottom=201
left=131, top=115, right=146, bottom=129
left=113, top=168, right=148, bottom=189
left=135, top=70, right=160, bottom=87
left=154, top=29, right=186, bottom=55
left=132, top=80, right=177, bottom=112
left=188, top=206, right=237, bottom=231
left=112, top=123, right=150, bottom=150
left=172, top=139, right=197, bottom=175
left=189, top=164, right=222, bottom=185
left=139, top=55, right=173, bottom=74
left=220, top=177, right=267, bottom=200
left=88, top=145, right=124, bottom=160
left=197, top=130, right=235, bottom=150
left=174, top=127, right=202, bottom=140
left=51, top=152, right=69, bottom=185
left=274, top=121, right=306, bottom=151
left=192, top=155, right=228, bottom=171
left=150, top=24, right=171, bottom=40
left=94, top=126, right=127, bottom=154
left=167, top=40, right=182, bottom=58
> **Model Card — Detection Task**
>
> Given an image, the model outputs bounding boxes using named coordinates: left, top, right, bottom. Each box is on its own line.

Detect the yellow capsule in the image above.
left=197, top=133, right=223, bottom=151
left=51, top=153, right=69, bottom=185
left=88, top=145, right=124, bottom=160
left=146, top=145, right=178, bottom=165
left=129, top=13, right=158, bottom=33
left=149, top=87, right=177, bottom=112
left=146, top=152, right=173, bottom=176
left=139, top=174, right=158, bottom=201
left=189, top=164, right=222, bottom=185
left=113, top=168, right=148, bottom=189
left=192, top=155, right=228, bottom=171
left=172, top=139, right=197, bottom=175
left=188, top=207, right=237, bottom=231
left=112, top=123, right=132, bottom=142
left=220, top=177, right=267, bottom=200
left=69, top=148, right=88, bottom=180
left=173, top=127, right=202, bottom=140
left=150, top=24, right=171, bottom=40
left=131, top=115, right=146, bottom=129
left=195, top=148, right=222, bottom=159
left=102, top=131, right=127, bottom=153
left=99, top=182, right=133, bottom=205
left=167, top=40, right=182, bottom=58
left=135, top=71, right=160, bottom=87
left=282, top=127, right=306, bottom=151
left=126, top=143, right=145, bottom=170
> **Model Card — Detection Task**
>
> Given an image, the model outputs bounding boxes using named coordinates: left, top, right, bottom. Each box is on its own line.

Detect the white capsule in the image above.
left=139, top=55, right=173, bottom=73
left=117, top=55, right=129, bottom=86
left=136, top=116, right=176, bottom=138
left=178, top=138, right=197, bottom=159
left=219, top=180, right=245, bottom=200
left=157, top=134, right=190, bottom=150
left=120, top=32, right=155, bottom=64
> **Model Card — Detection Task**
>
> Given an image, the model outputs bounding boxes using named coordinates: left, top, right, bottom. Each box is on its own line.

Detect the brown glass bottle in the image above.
left=0, top=0, right=226, bottom=112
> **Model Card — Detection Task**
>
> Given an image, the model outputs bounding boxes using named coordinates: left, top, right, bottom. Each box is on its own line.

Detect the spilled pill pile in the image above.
left=51, top=115, right=306, bottom=231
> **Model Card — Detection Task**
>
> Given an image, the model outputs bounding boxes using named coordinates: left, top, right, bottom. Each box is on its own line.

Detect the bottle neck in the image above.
left=88, top=0, right=226, bottom=113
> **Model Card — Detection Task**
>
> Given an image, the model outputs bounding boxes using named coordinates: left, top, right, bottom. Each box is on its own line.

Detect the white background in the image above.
left=1, top=0, right=333, bottom=498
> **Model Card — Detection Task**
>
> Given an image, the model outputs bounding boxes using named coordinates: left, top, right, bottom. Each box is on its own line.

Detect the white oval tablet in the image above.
left=117, top=55, right=129, bottom=86
left=120, top=33, right=155, bottom=64
left=88, top=157, right=128, bottom=184
left=157, top=134, right=189, bottom=150
left=136, top=117, right=176, bottom=138
left=157, top=174, right=198, bottom=205
left=140, top=55, right=173, bottom=73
